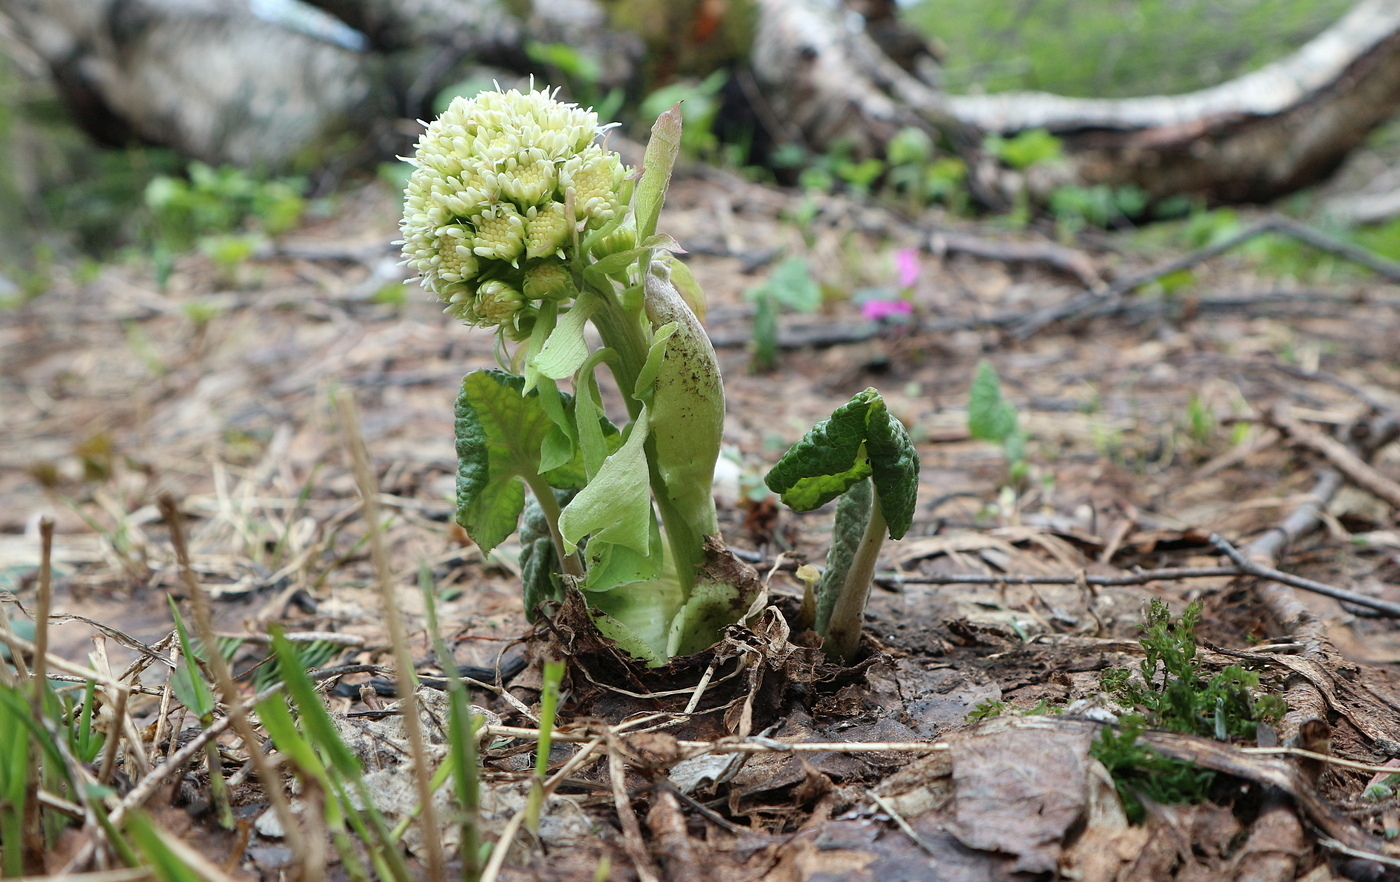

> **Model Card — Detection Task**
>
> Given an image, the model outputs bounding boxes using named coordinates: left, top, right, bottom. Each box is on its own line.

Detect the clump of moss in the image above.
left=1091, top=599, right=1286, bottom=822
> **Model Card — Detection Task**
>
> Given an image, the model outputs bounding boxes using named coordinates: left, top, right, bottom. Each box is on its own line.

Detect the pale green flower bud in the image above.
left=525, top=202, right=571, bottom=260
left=476, top=279, right=525, bottom=323
left=435, top=225, right=479, bottom=285
left=500, top=154, right=556, bottom=207
left=442, top=285, right=481, bottom=323
left=561, top=145, right=626, bottom=223
left=471, top=203, right=527, bottom=265
left=589, top=219, right=637, bottom=260
left=504, top=304, right=540, bottom=342
left=399, top=84, right=632, bottom=325
left=523, top=262, right=577, bottom=302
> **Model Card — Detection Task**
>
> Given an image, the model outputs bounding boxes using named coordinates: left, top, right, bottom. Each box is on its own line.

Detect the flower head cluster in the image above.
left=400, top=86, right=629, bottom=333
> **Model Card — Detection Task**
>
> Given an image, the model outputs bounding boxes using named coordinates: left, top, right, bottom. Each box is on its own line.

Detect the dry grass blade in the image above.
left=157, top=495, right=311, bottom=878
left=608, top=739, right=660, bottom=882
left=337, top=389, right=446, bottom=882
left=30, top=516, right=54, bottom=706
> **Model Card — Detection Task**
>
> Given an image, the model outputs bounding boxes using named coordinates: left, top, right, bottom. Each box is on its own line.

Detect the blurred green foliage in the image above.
left=906, top=0, right=1355, bottom=97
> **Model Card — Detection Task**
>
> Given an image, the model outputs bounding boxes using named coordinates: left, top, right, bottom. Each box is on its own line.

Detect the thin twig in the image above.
left=1269, top=406, right=1400, bottom=510
left=484, top=725, right=948, bottom=755
left=877, top=556, right=1400, bottom=618
left=31, top=516, right=54, bottom=703
left=1014, top=214, right=1400, bottom=337
left=870, top=792, right=942, bottom=858
left=608, top=739, right=660, bottom=882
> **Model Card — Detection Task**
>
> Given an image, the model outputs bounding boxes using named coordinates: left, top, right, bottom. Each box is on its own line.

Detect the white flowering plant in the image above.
left=401, top=86, right=753, bottom=664
left=401, top=86, right=920, bottom=665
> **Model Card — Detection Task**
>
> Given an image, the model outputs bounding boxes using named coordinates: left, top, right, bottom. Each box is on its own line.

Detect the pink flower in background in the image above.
left=861, top=298, right=913, bottom=321
left=895, top=247, right=921, bottom=289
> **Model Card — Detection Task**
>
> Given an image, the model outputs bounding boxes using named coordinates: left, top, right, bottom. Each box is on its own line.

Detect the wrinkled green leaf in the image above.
left=456, top=370, right=592, bottom=556
left=815, top=477, right=873, bottom=632
left=968, top=359, right=1018, bottom=443
left=519, top=494, right=563, bottom=619
left=765, top=387, right=919, bottom=539
left=764, top=393, right=873, bottom=512
left=864, top=395, right=919, bottom=540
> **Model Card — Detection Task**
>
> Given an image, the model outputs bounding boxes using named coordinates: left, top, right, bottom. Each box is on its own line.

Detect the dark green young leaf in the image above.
left=519, top=492, right=565, bottom=620
left=764, top=393, right=873, bottom=512
left=456, top=370, right=597, bottom=556
left=764, top=387, right=919, bottom=538
left=814, top=477, right=873, bottom=632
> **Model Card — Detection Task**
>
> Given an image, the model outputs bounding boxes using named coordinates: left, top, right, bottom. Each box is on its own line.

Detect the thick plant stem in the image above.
left=587, top=278, right=720, bottom=595
left=586, top=286, right=649, bottom=421
left=823, top=496, right=887, bottom=663
left=525, top=476, right=584, bottom=578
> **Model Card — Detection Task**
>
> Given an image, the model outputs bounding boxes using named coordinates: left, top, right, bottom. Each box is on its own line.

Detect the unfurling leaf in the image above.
left=763, top=387, right=918, bottom=539
left=559, top=407, right=655, bottom=556
left=634, top=104, right=683, bottom=243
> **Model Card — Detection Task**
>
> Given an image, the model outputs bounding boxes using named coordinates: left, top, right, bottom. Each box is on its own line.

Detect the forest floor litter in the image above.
left=4, top=164, right=1400, bottom=881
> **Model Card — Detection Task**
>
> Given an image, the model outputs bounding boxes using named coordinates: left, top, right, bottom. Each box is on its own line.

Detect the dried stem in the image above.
left=336, top=390, right=446, bottom=882
left=159, top=495, right=311, bottom=878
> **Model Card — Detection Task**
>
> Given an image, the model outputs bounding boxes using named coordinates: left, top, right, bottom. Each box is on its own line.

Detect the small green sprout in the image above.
left=526, top=659, right=564, bottom=834
left=967, top=699, right=1006, bottom=721
left=745, top=256, right=821, bottom=372
left=968, top=359, right=1029, bottom=484
left=166, top=599, right=234, bottom=830
left=764, top=388, right=919, bottom=662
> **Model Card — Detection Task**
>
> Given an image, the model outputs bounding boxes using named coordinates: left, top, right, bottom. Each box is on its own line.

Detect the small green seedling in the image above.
left=745, top=256, right=821, bottom=372
left=257, top=627, right=413, bottom=882
left=968, top=359, right=1028, bottom=484
left=420, top=565, right=484, bottom=880
left=525, top=659, right=564, bottom=834
left=166, top=599, right=233, bottom=830
left=764, top=388, right=919, bottom=662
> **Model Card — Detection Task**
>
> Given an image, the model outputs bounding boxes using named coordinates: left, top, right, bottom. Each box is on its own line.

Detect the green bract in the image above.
left=405, top=87, right=756, bottom=664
